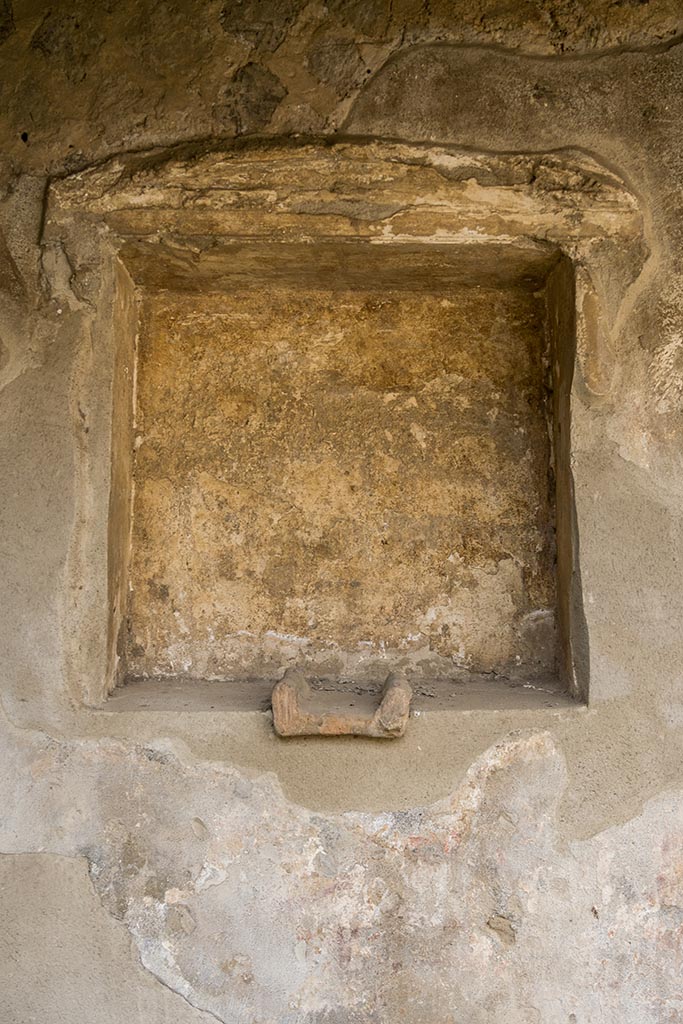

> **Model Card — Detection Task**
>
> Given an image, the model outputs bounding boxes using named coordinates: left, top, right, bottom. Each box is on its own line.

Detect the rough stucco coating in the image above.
left=3, top=3, right=683, bottom=1023
left=2, top=723, right=683, bottom=1024
left=0, top=855, right=216, bottom=1024
left=129, top=285, right=555, bottom=684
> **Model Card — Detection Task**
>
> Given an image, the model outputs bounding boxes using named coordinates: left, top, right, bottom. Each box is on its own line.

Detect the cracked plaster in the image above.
left=2, top=715, right=683, bottom=1023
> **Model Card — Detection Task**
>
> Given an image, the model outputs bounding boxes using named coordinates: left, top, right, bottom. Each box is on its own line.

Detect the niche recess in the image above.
left=46, top=140, right=642, bottom=714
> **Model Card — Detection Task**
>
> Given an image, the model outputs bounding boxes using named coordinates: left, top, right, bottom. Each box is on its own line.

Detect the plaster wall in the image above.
left=2, top=3, right=683, bottom=1023
left=128, top=282, right=555, bottom=686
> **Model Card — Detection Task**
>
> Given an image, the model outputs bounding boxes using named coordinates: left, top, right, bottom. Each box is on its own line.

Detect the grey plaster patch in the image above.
left=0, top=853, right=215, bottom=1023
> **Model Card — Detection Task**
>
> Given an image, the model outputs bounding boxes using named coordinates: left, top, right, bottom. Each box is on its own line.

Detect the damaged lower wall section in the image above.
left=2, top=721, right=683, bottom=1024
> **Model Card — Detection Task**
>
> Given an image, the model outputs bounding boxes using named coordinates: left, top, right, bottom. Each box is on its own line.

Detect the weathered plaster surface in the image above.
left=0, top=853, right=216, bottom=1024
left=2, top=716, right=683, bottom=1023
left=2, top=3, right=683, bottom=1022
left=129, top=284, right=554, bottom=684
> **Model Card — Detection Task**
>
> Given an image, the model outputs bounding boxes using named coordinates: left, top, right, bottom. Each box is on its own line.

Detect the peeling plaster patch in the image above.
left=195, top=864, right=228, bottom=892
left=487, top=913, right=516, bottom=946
left=215, top=63, right=288, bottom=135
left=3, top=721, right=683, bottom=1022
left=652, top=331, right=683, bottom=414
left=0, top=854, right=216, bottom=1024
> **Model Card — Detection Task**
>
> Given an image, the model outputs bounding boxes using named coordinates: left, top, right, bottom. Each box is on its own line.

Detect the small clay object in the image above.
left=271, top=668, right=412, bottom=738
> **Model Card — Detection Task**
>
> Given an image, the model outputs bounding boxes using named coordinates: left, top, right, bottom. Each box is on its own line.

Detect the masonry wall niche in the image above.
left=110, top=241, right=578, bottom=712
left=44, top=141, right=640, bottom=713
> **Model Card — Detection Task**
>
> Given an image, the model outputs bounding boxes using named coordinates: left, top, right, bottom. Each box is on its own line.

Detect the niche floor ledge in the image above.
left=102, top=673, right=577, bottom=717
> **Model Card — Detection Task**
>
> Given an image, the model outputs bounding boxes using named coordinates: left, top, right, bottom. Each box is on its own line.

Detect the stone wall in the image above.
left=2, top=3, right=683, bottom=1022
